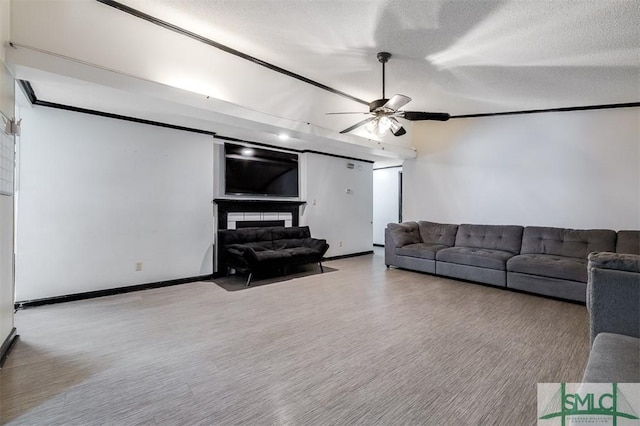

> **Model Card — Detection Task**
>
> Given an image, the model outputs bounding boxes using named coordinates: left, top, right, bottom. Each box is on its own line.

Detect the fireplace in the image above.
left=236, top=220, right=285, bottom=229
left=213, top=199, right=307, bottom=274
left=213, top=199, right=306, bottom=230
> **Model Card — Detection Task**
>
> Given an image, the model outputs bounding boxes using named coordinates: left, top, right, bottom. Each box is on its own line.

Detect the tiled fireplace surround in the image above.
left=226, top=212, right=293, bottom=229
left=213, top=199, right=305, bottom=230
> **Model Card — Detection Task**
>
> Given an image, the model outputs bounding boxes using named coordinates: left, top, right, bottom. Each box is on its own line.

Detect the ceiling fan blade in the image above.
left=383, top=94, right=412, bottom=111
left=326, top=112, right=370, bottom=115
left=340, top=116, right=376, bottom=134
left=389, top=117, right=406, bottom=137
left=401, top=111, right=450, bottom=121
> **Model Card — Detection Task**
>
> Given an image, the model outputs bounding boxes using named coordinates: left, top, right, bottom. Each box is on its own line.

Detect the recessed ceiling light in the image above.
left=278, top=133, right=290, bottom=141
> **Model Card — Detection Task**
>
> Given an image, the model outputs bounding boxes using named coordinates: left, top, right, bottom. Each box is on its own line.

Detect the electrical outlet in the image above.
left=339, top=241, right=343, bottom=247
left=135, top=261, right=143, bottom=272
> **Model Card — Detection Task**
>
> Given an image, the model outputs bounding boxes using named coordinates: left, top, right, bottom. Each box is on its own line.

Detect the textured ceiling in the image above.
left=119, top=0, right=640, bottom=113
left=7, top=0, right=640, bottom=161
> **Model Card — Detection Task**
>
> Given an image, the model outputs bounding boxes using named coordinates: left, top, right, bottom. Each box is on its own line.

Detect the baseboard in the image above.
left=14, top=274, right=214, bottom=309
left=0, top=327, right=19, bottom=369
left=324, top=250, right=374, bottom=261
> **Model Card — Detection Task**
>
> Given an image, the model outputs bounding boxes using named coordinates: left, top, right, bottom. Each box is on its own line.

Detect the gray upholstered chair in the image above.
left=582, top=252, right=640, bottom=383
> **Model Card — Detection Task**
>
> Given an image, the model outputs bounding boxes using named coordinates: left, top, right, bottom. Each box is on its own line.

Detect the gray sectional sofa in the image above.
left=507, top=227, right=617, bottom=302
left=582, top=252, right=639, bottom=382
left=437, top=224, right=523, bottom=287
left=385, top=221, right=639, bottom=302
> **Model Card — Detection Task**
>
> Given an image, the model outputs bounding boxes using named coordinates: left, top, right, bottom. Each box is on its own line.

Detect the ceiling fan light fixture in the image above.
left=378, top=116, right=392, bottom=132
left=365, top=115, right=392, bottom=137
left=389, top=117, right=406, bottom=137
left=389, top=118, right=401, bottom=132
left=364, top=117, right=378, bottom=134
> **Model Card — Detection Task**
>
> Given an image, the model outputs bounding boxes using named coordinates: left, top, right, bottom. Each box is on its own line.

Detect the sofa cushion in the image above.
left=283, top=247, right=318, bottom=256
left=506, top=272, right=587, bottom=302
left=436, top=247, right=515, bottom=270
left=219, top=227, right=273, bottom=245
left=283, top=247, right=321, bottom=263
left=521, top=227, right=616, bottom=259
left=455, top=224, right=524, bottom=254
left=417, top=221, right=458, bottom=247
left=387, top=222, right=421, bottom=248
left=397, top=243, right=450, bottom=260
left=582, top=333, right=640, bottom=383
left=272, top=238, right=304, bottom=250
left=272, top=226, right=311, bottom=240
left=226, top=241, right=274, bottom=253
left=507, top=254, right=588, bottom=282
left=248, top=242, right=275, bottom=251
left=244, top=249, right=292, bottom=266
left=616, top=230, right=640, bottom=255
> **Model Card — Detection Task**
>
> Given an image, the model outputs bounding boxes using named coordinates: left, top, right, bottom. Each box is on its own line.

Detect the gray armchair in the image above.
left=587, top=252, right=640, bottom=343
left=583, top=252, right=640, bottom=382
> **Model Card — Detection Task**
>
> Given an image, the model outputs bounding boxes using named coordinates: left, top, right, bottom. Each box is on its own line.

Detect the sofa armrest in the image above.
left=226, top=243, right=249, bottom=255
left=242, top=247, right=260, bottom=267
left=385, top=228, right=397, bottom=266
left=587, top=252, right=640, bottom=345
left=386, top=222, right=420, bottom=248
left=222, top=245, right=251, bottom=270
left=303, top=238, right=329, bottom=257
left=588, top=252, right=640, bottom=273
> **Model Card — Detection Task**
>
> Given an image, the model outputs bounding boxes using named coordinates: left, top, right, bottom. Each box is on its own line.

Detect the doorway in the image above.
left=372, top=166, right=402, bottom=246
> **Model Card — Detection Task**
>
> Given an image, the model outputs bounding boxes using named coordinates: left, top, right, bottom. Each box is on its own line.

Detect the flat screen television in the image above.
left=224, top=143, right=299, bottom=197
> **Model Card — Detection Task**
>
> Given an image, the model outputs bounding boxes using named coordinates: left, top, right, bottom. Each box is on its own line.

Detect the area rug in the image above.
left=211, top=265, right=338, bottom=291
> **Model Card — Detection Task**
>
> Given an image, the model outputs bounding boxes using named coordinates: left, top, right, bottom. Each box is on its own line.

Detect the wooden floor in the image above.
left=0, top=249, right=589, bottom=425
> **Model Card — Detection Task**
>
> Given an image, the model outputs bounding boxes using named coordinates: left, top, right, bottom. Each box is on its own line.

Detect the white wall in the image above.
left=404, top=107, right=640, bottom=230
left=0, top=116, right=14, bottom=350
left=0, top=0, right=16, bottom=352
left=373, top=167, right=401, bottom=245
left=301, top=153, right=373, bottom=257
left=15, top=106, right=214, bottom=301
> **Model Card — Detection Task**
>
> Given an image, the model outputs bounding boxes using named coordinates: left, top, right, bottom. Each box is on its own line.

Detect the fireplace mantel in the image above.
left=213, top=199, right=306, bottom=208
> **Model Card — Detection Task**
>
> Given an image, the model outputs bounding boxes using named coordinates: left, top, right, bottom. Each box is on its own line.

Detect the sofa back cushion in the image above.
left=617, top=230, right=640, bottom=255
left=272, top=226, right=311, bottom=240
left=521, top=226, right=616, bottom=259
left=219, top=227, right=274, bottom=245
left=241, top=241, right=275, bottom=251
left=418, top=221, right=458, bottom=247
left=256, top=226, right=311, bottom=250
left=455, top=224, right=524, bottom=254
left=387, top=222, right=421, bottom=248
left=272, top=238, right=305, bottom=250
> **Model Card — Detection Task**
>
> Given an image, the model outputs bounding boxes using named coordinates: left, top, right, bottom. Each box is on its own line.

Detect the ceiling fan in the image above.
left=327, top=52, right=450, bottom=137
